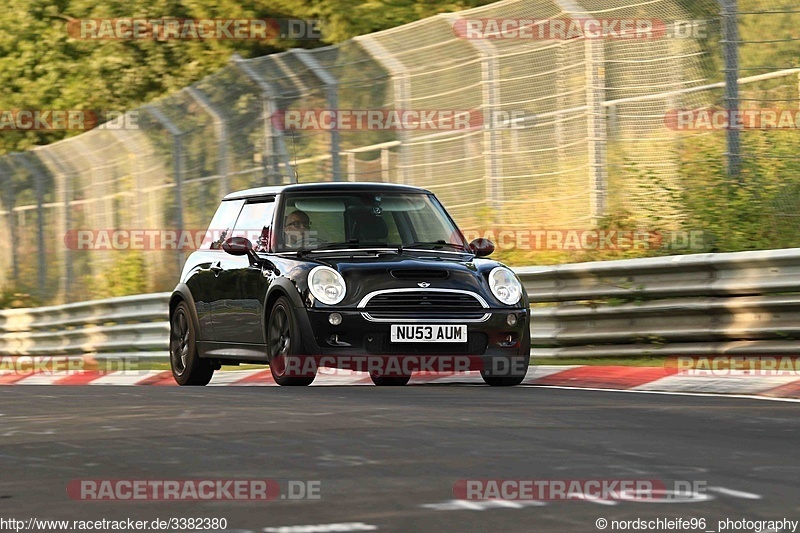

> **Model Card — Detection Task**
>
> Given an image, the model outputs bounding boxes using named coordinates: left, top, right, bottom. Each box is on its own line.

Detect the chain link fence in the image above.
left=1, top=0, right=798, bottom=305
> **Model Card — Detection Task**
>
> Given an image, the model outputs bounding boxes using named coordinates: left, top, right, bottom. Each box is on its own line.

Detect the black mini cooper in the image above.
left=169, top=182, right=530, bottom=386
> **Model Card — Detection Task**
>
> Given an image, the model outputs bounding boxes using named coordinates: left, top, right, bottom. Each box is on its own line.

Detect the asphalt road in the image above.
left=1, top=385, right=798, bottom=533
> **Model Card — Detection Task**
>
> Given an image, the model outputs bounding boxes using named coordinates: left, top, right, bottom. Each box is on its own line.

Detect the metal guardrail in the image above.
left=518, top=248, right=800, bottom=358
left=0, top=293, right=171, bottom=359
left=1, top=248, right=798, bottom=360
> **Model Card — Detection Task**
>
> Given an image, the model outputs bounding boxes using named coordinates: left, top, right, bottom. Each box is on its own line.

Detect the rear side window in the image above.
left=202, top=199, right=244, bottom=250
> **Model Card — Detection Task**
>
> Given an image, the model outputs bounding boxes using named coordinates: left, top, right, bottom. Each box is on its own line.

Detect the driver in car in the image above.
left=283, top=209, right=326, bottom=249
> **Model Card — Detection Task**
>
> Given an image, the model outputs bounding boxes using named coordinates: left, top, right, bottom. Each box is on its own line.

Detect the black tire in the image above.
left=267, top=296, right=316, bottom=386
left=369, top=373, right=411, bottom=386
left=170, top=301, right=214, bottom=386
left=480, top=355, right=528, bottom=387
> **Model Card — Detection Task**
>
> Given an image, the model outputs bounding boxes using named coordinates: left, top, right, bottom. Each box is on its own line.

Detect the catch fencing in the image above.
left=1, top=0, right=799, bottom=305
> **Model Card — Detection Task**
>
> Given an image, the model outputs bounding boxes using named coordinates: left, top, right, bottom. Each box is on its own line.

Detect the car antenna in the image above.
left=291, top=132, right=300, bottom=184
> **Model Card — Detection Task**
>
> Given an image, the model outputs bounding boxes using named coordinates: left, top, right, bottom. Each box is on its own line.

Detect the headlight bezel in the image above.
left=308, top=265, right=347, bottom=305
left=488, top=266, right=523, bottom=306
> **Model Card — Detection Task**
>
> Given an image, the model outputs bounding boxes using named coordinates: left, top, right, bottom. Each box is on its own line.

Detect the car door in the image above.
left=187, top=198, right=244, bottom=342
left=211, top=197, right=276, bottom=345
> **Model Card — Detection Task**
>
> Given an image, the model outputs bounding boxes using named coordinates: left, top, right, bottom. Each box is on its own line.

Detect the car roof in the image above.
left=222, top=181, right=431, bottom=201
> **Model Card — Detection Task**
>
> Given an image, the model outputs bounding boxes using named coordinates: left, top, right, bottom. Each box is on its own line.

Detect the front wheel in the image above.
left=267, top=297, right=316, bottom=386
left=480, top=355, right=528, bottom=387
left=170, top=301, right=214, bottom=386
left=370, top=373, right=411, bottom=386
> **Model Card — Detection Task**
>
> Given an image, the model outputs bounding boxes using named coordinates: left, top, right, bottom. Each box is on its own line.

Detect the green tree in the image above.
left=0, top=0, right=494, bottom=155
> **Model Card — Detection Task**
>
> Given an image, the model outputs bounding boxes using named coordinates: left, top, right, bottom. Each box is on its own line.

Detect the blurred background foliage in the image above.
left=0, top=0, right=495, bottom=155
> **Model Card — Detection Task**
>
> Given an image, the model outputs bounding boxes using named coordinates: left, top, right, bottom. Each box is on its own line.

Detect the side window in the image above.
left=202, top=199, right=244, bottom=250
left=233, top=200, right=275, bottom=249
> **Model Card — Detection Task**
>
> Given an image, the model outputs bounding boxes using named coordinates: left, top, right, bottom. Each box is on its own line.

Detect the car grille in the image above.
left=359, top=289, right=489, bottom=322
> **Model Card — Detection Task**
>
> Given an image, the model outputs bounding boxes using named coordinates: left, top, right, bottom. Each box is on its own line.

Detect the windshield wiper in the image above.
left=318, top=240, right=391, bottom=249
left=298, top=240, right=390, bottom=254
left=401, top=240, right=468, bottom=252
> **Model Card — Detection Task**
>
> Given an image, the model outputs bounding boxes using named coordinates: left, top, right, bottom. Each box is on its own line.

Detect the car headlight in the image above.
left=488, top=267, right=522, bottom=306
left=308, top=266, right=346, bottom=305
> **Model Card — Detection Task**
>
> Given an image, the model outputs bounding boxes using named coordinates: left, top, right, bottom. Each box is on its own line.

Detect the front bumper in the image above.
left=298, top=307, right=530, bottom=358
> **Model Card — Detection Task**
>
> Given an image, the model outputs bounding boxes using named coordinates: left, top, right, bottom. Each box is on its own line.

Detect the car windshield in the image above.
left=276, top=192, right=469, bottom=253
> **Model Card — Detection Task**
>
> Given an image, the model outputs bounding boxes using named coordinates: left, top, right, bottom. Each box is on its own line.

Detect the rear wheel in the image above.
left=170, top=301, right=214, bottom=386
left=268, top=297, right=316, bottom=386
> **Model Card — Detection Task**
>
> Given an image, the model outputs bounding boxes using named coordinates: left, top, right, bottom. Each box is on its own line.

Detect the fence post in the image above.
left=292, top=49, right=342, bottom=182
left=607, top=103, right=617, bottom=140
left=34, top=148, right=73, bottom=301
left=555, top=0, right=608, bottom=223
left=461, top=31, right=503, bottom=224
left=0, top=159, right=18, bottom=283
left=230, top=54, right=294, bottom=184
left=346, top=152, right=356, bottom=181
left=720, top=0, right=742, bottom=180
left=556, top=41, right=568, bottom=160
left=144, top=105, right=186, bottom=270
left=355, top=35, right=411, bottom=184
left=186, top=86, right=230, bottom=195
left=585, top=38, right=608, bottom=222
left=381, top=147, right=390, bottom=182
left=13, top=153, right=47, bottom=294
left=105, top=125, right=155, bottom=233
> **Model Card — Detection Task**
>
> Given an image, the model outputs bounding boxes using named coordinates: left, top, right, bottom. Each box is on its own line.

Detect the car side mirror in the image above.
left=222, top=236, right=252, bottom=256
left=469, top=238, right=495, bottom=257
left=222, top=236, right=275, bottom=271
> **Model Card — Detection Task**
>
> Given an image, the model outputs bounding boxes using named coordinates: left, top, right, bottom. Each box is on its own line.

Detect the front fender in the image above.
left=264, top=277, right=322, bottom=356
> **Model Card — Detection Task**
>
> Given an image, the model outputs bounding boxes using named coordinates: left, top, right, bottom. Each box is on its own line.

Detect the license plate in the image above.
left=390, top=324, right=467, bottom=343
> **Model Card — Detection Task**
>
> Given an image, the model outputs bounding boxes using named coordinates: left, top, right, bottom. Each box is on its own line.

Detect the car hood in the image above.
left=304, top=250, right=505, bottom=307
